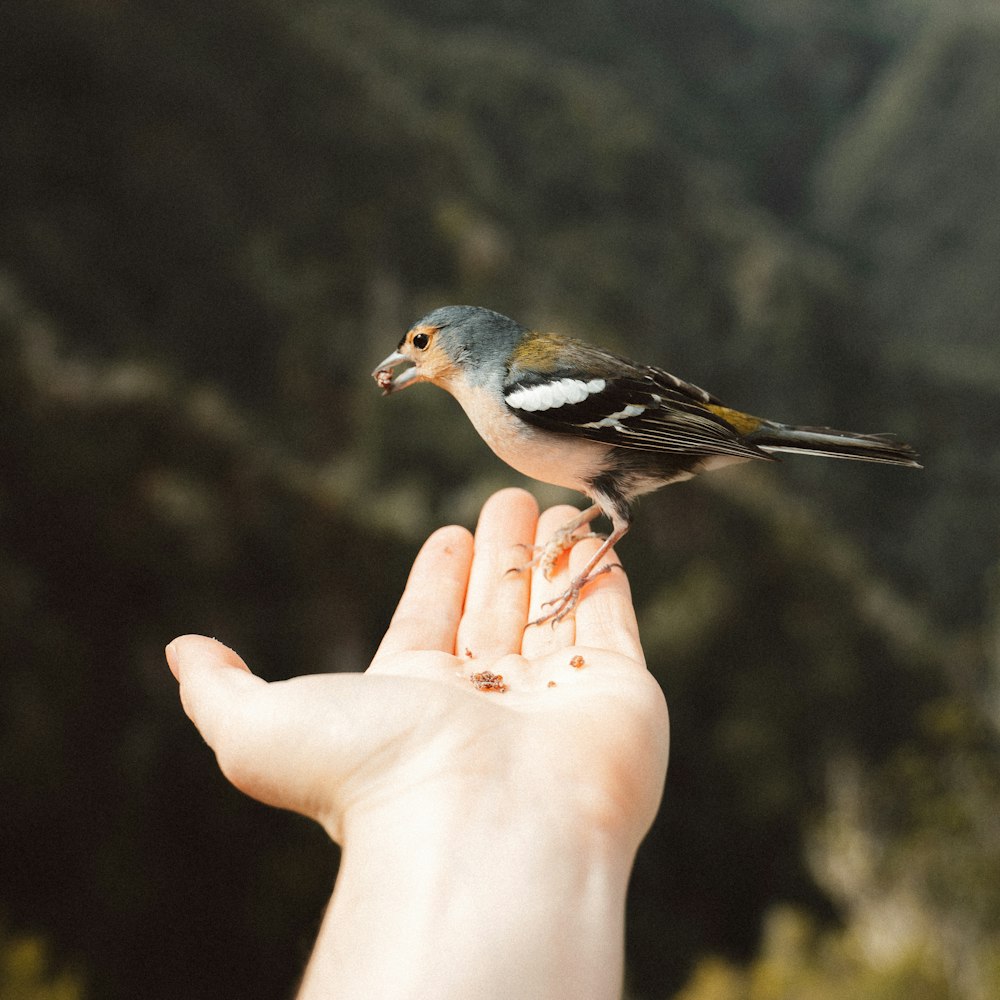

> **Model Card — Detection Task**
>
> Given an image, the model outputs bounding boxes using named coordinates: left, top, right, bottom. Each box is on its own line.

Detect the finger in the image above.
left=456, top=488, right=538, bottom=658
left=168, top=635, right=361, bottom=826
left=570, top=536, right=645, bottom=663
left=165, top=634, right=266, bottom=752
left=374, top=523, right=474, bottom=659
left=520, top=503, right=582, bottom=657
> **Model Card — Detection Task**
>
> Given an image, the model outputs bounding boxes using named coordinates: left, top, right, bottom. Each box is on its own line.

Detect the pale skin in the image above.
left=165, top=487, right=670, bottom=1000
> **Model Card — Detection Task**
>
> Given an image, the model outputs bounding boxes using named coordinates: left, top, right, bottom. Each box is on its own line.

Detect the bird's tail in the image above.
left=747, top=423, right=922, bottom=467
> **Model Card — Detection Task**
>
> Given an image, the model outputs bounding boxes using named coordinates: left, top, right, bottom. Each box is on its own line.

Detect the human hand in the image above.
left=166, top=487, right=669, bottom=1000
left=165, top=487, right=667, bottom=850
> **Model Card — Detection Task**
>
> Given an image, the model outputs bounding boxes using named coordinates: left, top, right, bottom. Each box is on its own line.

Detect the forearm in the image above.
left=296, top=793, right=635, bottom=1000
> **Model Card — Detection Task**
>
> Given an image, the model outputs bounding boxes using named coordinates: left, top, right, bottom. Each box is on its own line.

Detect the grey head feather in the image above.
left=414, top=306, right=527, bottom=388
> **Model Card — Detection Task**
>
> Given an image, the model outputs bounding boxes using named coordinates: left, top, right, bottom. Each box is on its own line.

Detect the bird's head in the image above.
left=372, top=305, right=527, bottom=394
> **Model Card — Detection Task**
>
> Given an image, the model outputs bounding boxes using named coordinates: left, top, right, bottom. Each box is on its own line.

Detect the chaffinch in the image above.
left=373, top=305, right=920, bottom=625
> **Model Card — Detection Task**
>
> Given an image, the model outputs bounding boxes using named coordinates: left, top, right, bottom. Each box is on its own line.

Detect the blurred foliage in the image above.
left=671, top=697, right=1000, bottom=1000
left=1, top=0, right=998, bottom=998
left=672, top=905, right=952, bottom=1000
left=0, top=921, right=86, bottom=1000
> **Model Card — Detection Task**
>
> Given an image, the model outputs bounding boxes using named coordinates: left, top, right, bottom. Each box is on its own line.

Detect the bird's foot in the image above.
left=508, top=527, right=602, bottom=580
left=529, top=562, right=622, bottom=627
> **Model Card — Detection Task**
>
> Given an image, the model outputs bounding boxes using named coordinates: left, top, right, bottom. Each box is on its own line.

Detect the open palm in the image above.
left=167, top=488, right=669, bottom=855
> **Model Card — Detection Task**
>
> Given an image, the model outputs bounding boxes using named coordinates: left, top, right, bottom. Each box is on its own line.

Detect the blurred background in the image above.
left=2, top=1, right=998, bottom=997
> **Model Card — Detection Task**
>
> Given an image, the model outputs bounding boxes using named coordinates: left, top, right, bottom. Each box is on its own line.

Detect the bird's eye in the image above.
left=412, top=332, right=430, bottom=350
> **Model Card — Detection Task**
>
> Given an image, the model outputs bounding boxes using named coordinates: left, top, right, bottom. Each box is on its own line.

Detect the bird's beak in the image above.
left=372, top=351, right=421, bottom=395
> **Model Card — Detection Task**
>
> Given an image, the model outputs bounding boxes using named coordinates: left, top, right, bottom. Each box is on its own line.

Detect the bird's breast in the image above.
left=445, top=381, right=608, bottom=493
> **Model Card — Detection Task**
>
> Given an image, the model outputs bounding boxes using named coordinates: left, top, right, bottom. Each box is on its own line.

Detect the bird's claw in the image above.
left=506, top=529, right=603, bottom=580
left=528, top=562, right=622, bottom=627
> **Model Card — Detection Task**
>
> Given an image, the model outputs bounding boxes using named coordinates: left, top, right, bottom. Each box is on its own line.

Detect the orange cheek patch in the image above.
left=417, top=340, right=463, bottom=384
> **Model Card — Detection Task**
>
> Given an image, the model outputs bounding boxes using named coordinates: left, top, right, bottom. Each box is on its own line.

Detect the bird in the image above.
left=373, top=305, right=920, bottom=626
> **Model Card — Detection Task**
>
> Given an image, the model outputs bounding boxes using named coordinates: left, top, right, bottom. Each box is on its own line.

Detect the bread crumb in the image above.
left=470, top=670, right=507, bottom=693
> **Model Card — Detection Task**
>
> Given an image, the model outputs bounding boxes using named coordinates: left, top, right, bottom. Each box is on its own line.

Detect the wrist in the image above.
left=300, top=780, right=636, bottom=1000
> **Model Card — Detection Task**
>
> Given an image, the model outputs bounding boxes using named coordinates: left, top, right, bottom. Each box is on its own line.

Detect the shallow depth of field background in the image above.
left=2, top=2, right=998, bottom=998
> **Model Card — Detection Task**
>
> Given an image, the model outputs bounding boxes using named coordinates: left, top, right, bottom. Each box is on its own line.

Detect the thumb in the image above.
left=165, top=634, right=371, bottom=836
left=166, top=634, right=280, bottom=801
left=166, top=634, right=261, bottom=748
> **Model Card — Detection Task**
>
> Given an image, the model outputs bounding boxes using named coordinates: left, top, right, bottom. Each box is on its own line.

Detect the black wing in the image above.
left=503, top=360, right=768, bottom=462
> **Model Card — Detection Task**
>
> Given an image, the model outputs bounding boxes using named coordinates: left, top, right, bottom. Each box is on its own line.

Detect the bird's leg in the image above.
left=509, top=503, right=604, bottom=580
left=529, top=518, right=630, bottom=627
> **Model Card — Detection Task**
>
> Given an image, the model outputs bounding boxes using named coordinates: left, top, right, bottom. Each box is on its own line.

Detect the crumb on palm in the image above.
left=471, top=670, right=507, bottom=692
